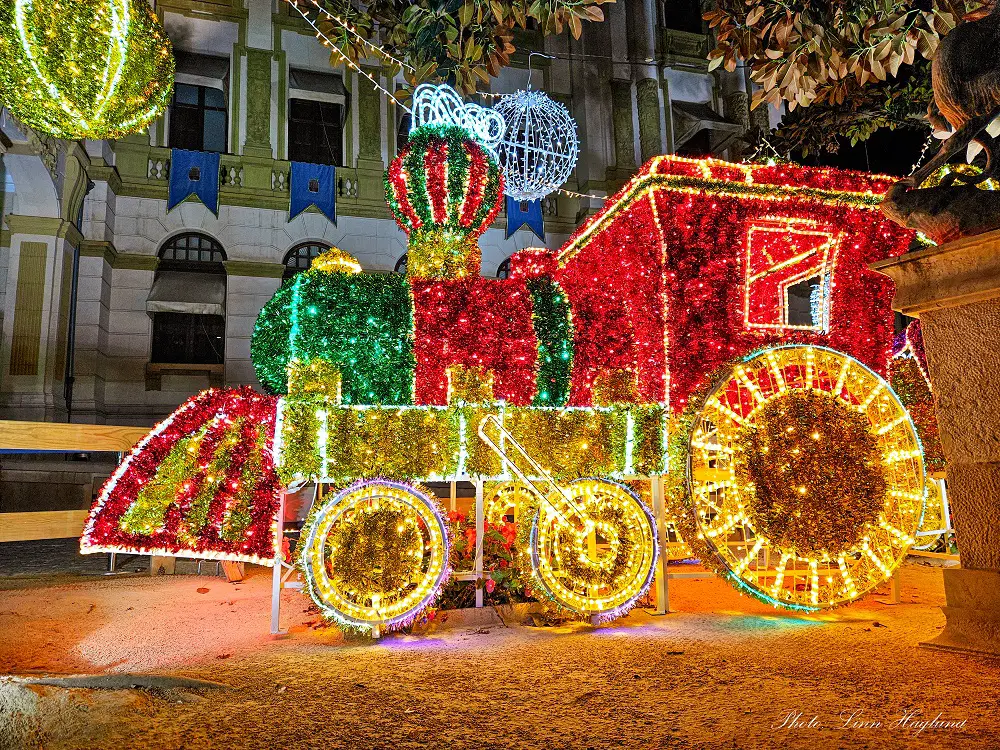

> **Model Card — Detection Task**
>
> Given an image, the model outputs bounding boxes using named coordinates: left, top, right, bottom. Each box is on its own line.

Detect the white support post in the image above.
left=450, top=480, right=457, bottom=513
left=651, top=475, right=669, bottom=615
left=890, top=571, right=901, bottom=604
left=475, top=478, right=484, bottom=608
left=270, top=490, right=287, bottom=636
left=939, top=477, right=952, bottom=538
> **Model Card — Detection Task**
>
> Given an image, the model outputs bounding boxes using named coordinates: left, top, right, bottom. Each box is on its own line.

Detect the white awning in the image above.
left=146, top=272, right=226, bottom=317
left=174, top=51, right=231, bottom=91
left=289, top=68, right=347, bottom=108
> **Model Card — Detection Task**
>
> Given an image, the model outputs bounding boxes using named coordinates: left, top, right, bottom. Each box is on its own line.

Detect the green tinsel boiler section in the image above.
left=251, top=270, right=415, bottom=403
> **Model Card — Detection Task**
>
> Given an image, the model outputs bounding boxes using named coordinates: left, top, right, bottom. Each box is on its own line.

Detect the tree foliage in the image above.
left=315, top=0, right=613, bottom=95
left=704, top=0, right=984, bottom=154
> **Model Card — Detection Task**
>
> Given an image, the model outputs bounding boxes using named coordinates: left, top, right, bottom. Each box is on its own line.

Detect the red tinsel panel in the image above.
left=554, top=156, right=915, bottom=412
left=412, top=277, right=538, bottom=405
left=80, top=387, right=283, bottom=564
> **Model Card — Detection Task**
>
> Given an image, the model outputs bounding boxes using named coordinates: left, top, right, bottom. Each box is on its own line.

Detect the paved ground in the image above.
left=1, top=559, right=998, bottom=750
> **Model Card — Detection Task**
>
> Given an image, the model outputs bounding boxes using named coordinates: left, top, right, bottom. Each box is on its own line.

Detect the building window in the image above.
left=660, top=0, right=704, bottom=34
left=288, top=99, right=344, bottom=165
left=497, top=257, right=511, bottom=280
left=169, top=83, right=228, bottom=153
left=283, top=242, right=330, bottom=280
left=394, top=254, right=408, bottom=274
left=287, top=68, right=347, bottom=165
left=151, top=313, right=226, bottom=365
left=148, top=233, right=227, bottom=365
left=397, top=113, right=412, bottom=154
left=158, top=232, right=226, bottom=266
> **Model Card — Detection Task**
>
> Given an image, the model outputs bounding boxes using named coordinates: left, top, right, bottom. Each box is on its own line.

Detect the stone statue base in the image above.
left=881, top=182, right=1000, bottom=246
left=924, top=568, right=1000, bottom=656
left=873, top=229, right=1000, bottom=657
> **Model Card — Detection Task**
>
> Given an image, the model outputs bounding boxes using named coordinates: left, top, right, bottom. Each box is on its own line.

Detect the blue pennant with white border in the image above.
left=505, top=196, right=544, bottom=241
left=290, top=162, right=337, bottom=224
left=168, top=149, right=220, bottom=215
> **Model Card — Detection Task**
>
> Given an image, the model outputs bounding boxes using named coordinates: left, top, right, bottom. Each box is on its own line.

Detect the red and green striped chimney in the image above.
left=385, top=124, right=504, bottom=279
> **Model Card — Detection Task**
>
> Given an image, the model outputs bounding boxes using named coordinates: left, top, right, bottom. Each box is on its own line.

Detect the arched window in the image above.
left=158, top=232, right=226, bottom=266
left=496, top=257, right=511, bottom=280
left=283, top=242, right=330, bottom=280
left=394, top=253, right=408, bottom=274
left=148, top=233, right=226, bottom=367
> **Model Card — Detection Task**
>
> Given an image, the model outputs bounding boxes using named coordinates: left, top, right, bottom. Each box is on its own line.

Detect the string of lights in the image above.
left=292, top=0, right=416, bottom=73
left=287, top=0, right=412, bottom=113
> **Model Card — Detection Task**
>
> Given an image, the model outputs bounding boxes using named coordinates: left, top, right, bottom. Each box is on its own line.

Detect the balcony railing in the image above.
left=111, top=142, right=582, bottom=234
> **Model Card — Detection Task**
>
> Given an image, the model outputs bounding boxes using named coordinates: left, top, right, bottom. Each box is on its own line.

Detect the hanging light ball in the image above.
left=0, top=0, right=174, bottom=140
left=493, top=89, right=579, bottom=202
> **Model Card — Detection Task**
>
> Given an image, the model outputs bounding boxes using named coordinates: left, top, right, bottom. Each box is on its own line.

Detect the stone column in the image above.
left=0, top=216, right=81, bottom=420
left=223, top=261, right=283, bottom=389
left=352, top=67, right=391, bottom=213
left=873, top=229, right=1000, bottom=656
left=608, top=80, right=637, bottom=186
left=240, top=47, right=278, bottom=193
left=635, top=78, right=663, bottom=164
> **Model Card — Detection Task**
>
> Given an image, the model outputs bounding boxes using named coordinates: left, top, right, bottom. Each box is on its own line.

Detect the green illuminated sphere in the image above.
left=0, top=0, right=174, bottom=140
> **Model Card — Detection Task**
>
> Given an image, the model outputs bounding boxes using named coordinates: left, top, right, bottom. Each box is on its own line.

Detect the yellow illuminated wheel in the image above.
left=485, top=482, right=533, bottom=526
left=530, top=478, right=657, bottom=620
left=300, top=479, right=449, bottom=630
left=687, top=345, right=925, bottom=610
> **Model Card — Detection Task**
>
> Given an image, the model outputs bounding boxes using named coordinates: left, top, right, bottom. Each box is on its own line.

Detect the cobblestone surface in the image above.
left=1, top=560, right=998, bottom=749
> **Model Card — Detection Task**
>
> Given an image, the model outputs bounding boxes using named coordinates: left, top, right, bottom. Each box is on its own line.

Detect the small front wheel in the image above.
left=300, top=479, right=450, bottom=631
left=530, top=478, right=657, bottom=620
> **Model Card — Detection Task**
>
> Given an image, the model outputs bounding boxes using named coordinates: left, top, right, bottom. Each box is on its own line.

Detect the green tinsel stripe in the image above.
left=404, top=132, right=431, bottom=228
left=475, top=159, right=503, bottom=233
left=119, top=427, right=207, bottom=536
left=527, top=278, right=574, bottom=407
left=446, top=138, right=470, bottom=226
left=177, top=418, right=245, bottom=544
left=220, top=423, right=268, bottom=541
left=251, top=279, right=297, bottom=395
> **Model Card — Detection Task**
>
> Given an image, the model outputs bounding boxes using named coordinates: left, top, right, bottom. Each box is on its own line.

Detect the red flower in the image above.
left=485, top=578, right=496, bottom=594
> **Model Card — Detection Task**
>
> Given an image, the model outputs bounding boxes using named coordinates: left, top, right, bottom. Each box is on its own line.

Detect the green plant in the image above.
left=705, top=0, right=983, bottom=154
left=314, top=0, right=613, bottom=94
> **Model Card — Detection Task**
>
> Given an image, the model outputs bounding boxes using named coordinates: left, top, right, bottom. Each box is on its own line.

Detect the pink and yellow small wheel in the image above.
left=300, top=479, right=449, bottom=631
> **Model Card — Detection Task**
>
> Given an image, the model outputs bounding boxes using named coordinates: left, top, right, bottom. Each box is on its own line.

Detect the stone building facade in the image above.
left=0, top=0, right=747, bottom=426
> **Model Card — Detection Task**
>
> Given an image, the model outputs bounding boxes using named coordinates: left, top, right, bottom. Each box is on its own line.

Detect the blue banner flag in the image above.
left=168, top=149, right=220, bottom=215
left=505, top=196, right=544, bottom=241
left=290, top=162, right=337, bottom=224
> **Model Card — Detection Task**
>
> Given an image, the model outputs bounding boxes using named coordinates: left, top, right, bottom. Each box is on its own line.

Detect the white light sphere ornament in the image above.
left=493, top=89, right=579, bottom=202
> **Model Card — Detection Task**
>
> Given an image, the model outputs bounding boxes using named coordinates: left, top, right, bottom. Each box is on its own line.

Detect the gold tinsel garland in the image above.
left=325, top=502, right=424, bottom=601
left=734, top=389, right=887, bottom=557
left=551, top=501, right=635, bottom=589
left=279, top=399, right=666, bottom=483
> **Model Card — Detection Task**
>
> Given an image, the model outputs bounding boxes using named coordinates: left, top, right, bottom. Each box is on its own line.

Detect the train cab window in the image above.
left=787, top=276, right=823, bottom=328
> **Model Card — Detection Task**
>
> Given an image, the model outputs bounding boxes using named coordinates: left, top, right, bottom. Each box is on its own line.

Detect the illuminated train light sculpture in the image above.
left=81, top=93, right=929, bottom=632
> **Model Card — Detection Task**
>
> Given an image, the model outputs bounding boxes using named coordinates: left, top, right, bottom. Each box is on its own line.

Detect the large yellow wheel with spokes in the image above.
left=530, top=478, right=657, bottom=620
left=687, top=345, right=925, bottom=610
left=300, top=479, right=449, bottom=630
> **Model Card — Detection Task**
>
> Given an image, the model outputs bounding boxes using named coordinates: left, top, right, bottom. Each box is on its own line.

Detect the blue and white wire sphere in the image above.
left=493, top=89, right=579, bottom=202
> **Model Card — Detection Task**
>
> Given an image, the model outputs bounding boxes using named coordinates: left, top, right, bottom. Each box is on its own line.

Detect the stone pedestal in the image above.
left=873, top=229, right=1000, bottom=656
